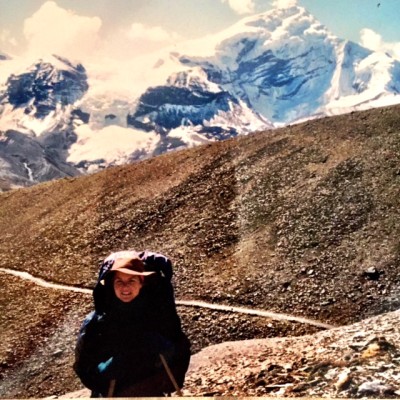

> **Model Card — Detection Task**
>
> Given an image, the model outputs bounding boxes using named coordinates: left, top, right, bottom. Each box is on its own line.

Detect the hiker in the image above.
left=73, top=250, right=191, bottom=397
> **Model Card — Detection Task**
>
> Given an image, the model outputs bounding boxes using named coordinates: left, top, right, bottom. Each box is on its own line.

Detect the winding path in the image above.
left=0, top=267, right=334, bottom=329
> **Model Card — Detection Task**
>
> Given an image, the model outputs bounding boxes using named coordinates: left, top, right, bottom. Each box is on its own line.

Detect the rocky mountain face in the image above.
left=0, top=130, right=81, bottom=191
left=0, top=55, right=87, bottom=189
left=0, top=104, right=399, bottom=397
left=126, top=67, right=270, bottom=138
left=3, top=56, right=88, bottom=119
left=1, top=6, right=400, bottom=188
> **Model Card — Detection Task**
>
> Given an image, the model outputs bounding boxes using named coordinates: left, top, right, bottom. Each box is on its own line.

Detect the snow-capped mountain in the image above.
left=127, top=67, right=269, bottom=139
left=0, top=5, right=400, bottom=189
left=166, top=6, right=400, bottom=123
left=0, top=54, right=88, bottom=134
left=0, top=55, right=87, bottom=189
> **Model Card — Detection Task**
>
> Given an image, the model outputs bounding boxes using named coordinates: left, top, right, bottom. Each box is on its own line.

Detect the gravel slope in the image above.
left=1, top=104, right=400, bottom=397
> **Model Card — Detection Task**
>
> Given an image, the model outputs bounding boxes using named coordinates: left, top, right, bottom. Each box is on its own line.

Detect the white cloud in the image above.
left=120, top=23, right=182, bottom=55
left=360, top=28, right=382, bottom=50
left=21, top=1, right=182, bottom=63
left=95, top=23, right=182, bottom=61
left=0, top=29, right=18, bottom=47
left=272, top=0, right=298, bottom=8
left=127, top=23, right=180, bottom=43
left=0, top=29, right=18, bottom=55
left=221, top=0, right=256, bottom=15
left=23, top=1, right=102, bottom=61
left=360, top=28, right=400, bottom=60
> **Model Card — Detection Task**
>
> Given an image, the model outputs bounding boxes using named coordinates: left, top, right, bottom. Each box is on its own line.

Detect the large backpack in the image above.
left=76, top=250, right=190, bottom=396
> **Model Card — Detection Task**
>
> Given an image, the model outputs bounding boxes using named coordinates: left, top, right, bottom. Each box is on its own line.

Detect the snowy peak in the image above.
left=172, top=4, right=400, bottom=124
left=241, top=5, right=328, bottom=39
left=1, top=55, right=88, bottom=119
left=127, top=63, right=269, bottom=143
left=322, top=41, right=400, bottom=113
left=171, top=5, right=340, bottom=123
left=0, top=54, right=89, bottom=138
left=204, top=5, right=332, bottom=59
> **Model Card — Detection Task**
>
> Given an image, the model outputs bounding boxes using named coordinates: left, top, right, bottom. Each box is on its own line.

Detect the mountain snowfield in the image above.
left=0, top=5, right=400, bottom=189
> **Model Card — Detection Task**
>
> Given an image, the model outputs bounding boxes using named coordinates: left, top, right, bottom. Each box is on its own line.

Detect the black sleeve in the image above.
left=73, top=312, right=111, bottom=395
left=74, top=311, right=168, bottom=394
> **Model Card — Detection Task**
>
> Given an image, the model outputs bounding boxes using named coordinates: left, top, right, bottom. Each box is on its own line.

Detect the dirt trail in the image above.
left=0, top=267, right=334, bottom=329
left=177, top=300, right=334, bottom=328
left=0, top=267, right=92, bottom=294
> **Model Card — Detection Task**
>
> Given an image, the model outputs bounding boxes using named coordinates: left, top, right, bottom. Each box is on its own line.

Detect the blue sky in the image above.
left=0, top=0, right=399, bottom=61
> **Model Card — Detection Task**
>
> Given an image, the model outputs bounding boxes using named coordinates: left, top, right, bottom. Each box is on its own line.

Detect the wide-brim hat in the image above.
left=109, top=255, right=155, bottom=277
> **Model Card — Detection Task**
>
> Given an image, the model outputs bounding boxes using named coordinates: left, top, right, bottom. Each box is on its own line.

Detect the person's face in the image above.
left=113, top=271, right=143, bottom=303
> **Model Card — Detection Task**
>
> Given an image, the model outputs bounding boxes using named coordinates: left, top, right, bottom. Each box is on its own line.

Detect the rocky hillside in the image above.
left=1, top=104, right=400, bottom=397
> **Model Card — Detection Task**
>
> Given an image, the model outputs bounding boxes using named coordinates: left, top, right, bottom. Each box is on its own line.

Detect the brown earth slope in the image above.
left=1, top=104, right=400, bottom=397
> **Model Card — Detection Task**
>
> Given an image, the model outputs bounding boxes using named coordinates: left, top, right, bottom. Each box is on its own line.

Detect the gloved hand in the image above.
left=97, top=357, right=114, bottom=378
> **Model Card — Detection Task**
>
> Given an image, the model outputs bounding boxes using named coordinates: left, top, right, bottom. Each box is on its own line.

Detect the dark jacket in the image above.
left=73, top=251, right=191, bottom=397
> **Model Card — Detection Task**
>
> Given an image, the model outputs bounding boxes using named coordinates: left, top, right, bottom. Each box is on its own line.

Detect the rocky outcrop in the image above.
left=183, top=310, right=400, bottom=397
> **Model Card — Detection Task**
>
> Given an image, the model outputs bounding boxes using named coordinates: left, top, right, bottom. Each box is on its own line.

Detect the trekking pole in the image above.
left=107, top=379, right=116, bottom=397
left=159, top=354, right=183, bottom=396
